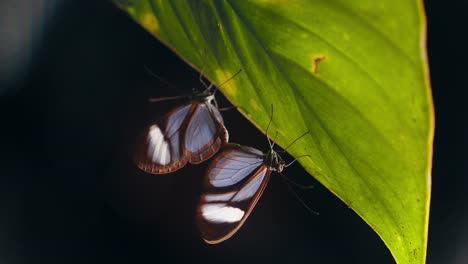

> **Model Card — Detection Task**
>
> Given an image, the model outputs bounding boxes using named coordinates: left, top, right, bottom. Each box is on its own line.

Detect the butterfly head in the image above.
left=265, top=148, right=285, bottom=172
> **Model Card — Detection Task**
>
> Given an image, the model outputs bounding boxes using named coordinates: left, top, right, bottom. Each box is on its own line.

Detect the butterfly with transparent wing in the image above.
left=196, top=108, right=311, bottom=244
left=134, top=68, right=241, bottom=174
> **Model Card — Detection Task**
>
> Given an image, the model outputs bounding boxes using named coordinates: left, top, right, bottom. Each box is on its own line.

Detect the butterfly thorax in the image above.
left=264, top=149, right=285, bottom=172
left=192, top=89, right=215, bottom=103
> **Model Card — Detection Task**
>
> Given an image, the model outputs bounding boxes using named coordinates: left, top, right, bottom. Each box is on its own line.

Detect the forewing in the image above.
left=197, top=144, right=271, bottom=244
left=134, top=104, right=191, bottom=174
left=184, top=103, right=228, bottom=164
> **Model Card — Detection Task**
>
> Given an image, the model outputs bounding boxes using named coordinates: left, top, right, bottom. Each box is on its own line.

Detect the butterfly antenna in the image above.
left=281, top=174, right=319, bottom=216
left=265, top=104, right=274, bottom=148
left=148, top=95, right=190, bottom=103
left=271, top=131, right=279, bottom=149
left=217, top=69, right=243, bottom=88
left=218, top=106, right=236, bottom=112
left=211, top=69, right=242, bottom=97
left=280, top=173, right=315, bottom=190
left=282, top=130, right=310, bottom=152
left=143, top=65, right=181, bottom=92
left=285, top=154, right=311, bottom=168
left=198, top=49, right=211, bottom=90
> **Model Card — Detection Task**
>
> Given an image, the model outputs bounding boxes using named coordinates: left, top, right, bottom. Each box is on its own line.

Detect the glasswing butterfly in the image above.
left=134, top=68, right=241, bottom=174
left=196, top=108, right=310, bottom=244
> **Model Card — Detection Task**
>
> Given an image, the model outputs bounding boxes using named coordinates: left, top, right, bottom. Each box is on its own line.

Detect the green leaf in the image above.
left=115, top=1, right=433, bottom=263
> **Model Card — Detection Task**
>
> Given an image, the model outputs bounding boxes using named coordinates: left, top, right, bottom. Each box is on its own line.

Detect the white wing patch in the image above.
left=144, top=105, right=191, bottom=166
left=147, top=125, right=171, bottom=165
left=201, top=203, right=244, bottom=223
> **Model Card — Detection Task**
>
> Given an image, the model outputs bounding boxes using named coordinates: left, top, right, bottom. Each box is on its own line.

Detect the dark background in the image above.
left=0, top=1, right=465, bottom=263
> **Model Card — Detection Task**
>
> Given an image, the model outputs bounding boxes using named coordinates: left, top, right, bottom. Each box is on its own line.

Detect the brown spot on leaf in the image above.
left=311, top=55, right=327, bottom=74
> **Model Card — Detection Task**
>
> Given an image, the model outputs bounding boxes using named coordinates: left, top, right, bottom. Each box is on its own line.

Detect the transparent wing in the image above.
left=134, top=104, right=191, bottom=174
left=184, top=103, right=228, bottom=164
left=207, top=145, right=263, bottom=188
left=197, top=144, right=271, bottom=244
